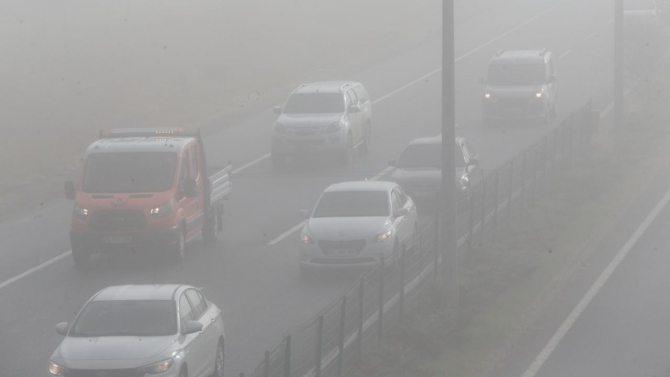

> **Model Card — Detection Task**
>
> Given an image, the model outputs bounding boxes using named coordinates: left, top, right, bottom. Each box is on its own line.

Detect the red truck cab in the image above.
left=65, top=128, right=232, bottom=267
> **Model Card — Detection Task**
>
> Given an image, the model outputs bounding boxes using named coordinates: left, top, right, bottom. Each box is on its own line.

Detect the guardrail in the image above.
left=246, top=101, right=597, bottom=377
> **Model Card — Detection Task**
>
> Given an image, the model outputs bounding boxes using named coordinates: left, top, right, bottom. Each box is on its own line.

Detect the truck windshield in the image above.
left=83, top=152, right=177, bottom=193
left=487, top=63, right=546, bottom=86
left=283, top=93, right=345, bottom=114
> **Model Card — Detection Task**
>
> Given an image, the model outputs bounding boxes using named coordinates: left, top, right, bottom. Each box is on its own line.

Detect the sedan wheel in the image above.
left=214, top=341, right=225, bottom=377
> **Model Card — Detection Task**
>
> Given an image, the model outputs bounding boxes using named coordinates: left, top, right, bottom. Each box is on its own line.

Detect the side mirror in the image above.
left=273, top=106, right=282, bottom=114
left=56, top=322, right=69, bottom=336
left=180, top=178, right=198, bottom=198
left=348, top=105, right=361, bottom=114
left=469, top=157, right=480, bottom=166
left=388, top=160, right=396, bottom=167
left=64, top=181, right=76, bottom=200
left=548, top=76, right=556, bottom=83
left=393, top=208, right=409, bottom=218
left=182, top=320, right=203, bottom=335
left=478, top=77, right=487, bottom=85
left=299, top=209, right=310, bottom=219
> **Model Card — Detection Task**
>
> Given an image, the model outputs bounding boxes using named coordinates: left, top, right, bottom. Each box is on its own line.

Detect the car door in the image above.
left=187, top=144, right=205, bottom=240
left=396, top=187, right=417, bottom=241
left=186, top=289, right=218, bottom=376
left=179, top=292, right=208, bottom=377
left=346, top=90, right=362, bottom=144
left=177, top=150, right=196, bottom=236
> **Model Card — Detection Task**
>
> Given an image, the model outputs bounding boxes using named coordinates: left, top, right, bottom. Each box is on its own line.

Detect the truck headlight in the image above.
left=141, top=358, right=174, bottom=374
left=49, top=360, right=67, bottom=376
left=150, top=201, right=174, bottom=218
left=72, top=205, right=88, bottom=221
left=375, top=229, right=393, bottom=243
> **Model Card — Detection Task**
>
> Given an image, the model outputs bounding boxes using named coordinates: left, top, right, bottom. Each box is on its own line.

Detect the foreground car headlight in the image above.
left=141, top=358, right=174, bottom=374
left=300, top=233, right=313, bottom=244
left=375, top=229, right=394, bottom=243
left=150, top=200, right=174, bottom=218
left=49, top=360, right=67, bottom=376
left=72, top=205, right=88, bottom=221
left=325, top=121, right=342, bottom=133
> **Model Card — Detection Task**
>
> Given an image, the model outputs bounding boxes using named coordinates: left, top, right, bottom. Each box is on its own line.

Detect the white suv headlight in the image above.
left=375, top=229, right=394, bottom=243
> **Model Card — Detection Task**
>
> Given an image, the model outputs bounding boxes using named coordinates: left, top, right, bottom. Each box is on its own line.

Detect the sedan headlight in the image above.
left=300, top=233, right=313, bottom=244
left=72, top=205, right=88, bottom=221
left=325, top=121, right=342, bottom=134
left=49, top=360, right=67, bottom=376
left=141, top=358, right=174, bottom=374
left=150, top=200, right=174, bottom=218
left=375, top=229, right=394, bottom=243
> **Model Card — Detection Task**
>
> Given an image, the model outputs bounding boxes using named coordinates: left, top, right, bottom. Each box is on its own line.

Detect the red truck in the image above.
left=64, top=128, right=232, bottom=267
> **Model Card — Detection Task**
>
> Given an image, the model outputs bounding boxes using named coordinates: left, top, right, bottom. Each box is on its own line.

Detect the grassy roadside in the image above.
left=349, top=72, right=670, bottom=377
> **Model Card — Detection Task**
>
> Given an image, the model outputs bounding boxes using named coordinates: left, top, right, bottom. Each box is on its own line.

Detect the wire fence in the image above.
left=246, top=100, right=598, bottom=377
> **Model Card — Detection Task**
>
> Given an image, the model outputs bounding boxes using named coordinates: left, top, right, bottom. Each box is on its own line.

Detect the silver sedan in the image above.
left=48, top=284, right=225, bottom=377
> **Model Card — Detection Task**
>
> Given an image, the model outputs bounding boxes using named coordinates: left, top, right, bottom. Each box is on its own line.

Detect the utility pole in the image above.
left=614, top=0, right=624, bottom=129
left=441, top=0, right=459, bottom=324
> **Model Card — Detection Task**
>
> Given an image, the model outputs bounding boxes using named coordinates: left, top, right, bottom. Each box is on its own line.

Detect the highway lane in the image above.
left=0, top=0, right=619, bottom=375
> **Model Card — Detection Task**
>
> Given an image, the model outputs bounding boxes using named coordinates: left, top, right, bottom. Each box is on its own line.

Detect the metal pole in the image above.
left=337, top=297, right=346, bottom=377
left=357, top=279, right=364, bottom=358
left=492, top=170, right=499, bottom=241
left=378, top=257, right=385, bottom=340
left=441, top=0, right=459, bottom=324
left=467, top=180, right=474, bottom=252
left=531, top=148, right=537, bottom=208
left=614, top=0, right=624, bottom=130
left=520, top=153, right=526, bottom=216
left=399, top=246, right=405, bottom=322
left=315, top=316, right=323, bottom=377
left=508, top=161, right=514, bottom=220
left=434, top=213, right=440, bottom=279
left=542, top=137, right=548, bottom=197
left=480, top=176, right=487, bottom=245
left=284, top=336, right=291, bottom=377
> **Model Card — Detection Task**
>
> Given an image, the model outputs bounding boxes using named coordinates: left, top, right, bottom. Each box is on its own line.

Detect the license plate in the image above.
left=102, top=236, right=132, bottom=244
left=333, top=249, right=357, bottom=256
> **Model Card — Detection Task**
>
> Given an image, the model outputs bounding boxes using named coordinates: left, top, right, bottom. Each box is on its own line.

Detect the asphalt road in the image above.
left=0, top=0, right=621, bottom=375
left=495, top=134, right=670, bottom=377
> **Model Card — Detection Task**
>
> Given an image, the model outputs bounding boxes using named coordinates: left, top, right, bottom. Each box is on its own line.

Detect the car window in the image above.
left=347, top=90, right=358, bottom=106
left=465, top=141, right=478, bottom=159
left=180, top=152, right=190, bottom=183
left=179, top=294, right=194, bottom=324
left=393, top=187, right=407, bottom=206
left=391, top=191, right=402, bottom=212
left=353, top=86, right=370, bottom=103
left=69, top=300, right=177, bottom=337
left=185, top=289, right=208, bottom=319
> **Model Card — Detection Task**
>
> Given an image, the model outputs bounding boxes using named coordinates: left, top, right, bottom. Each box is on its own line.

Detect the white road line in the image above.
left=585, top=31, right=599, bottom=41
left=267, top=221, right=307, bottom=246
left=232, top=153, right=271, bottom=174
left=0, top=251, right=71, bottom=290
left=558, top=50, right=572, bottom=60
left=521, top=184, right=670, bottom=377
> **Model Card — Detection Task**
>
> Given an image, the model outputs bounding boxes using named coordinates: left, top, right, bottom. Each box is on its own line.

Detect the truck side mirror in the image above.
left=56, top=322, right=69, bottom=336
left=64, top=181, right=76, bottom=200
left=180, top=178, right=198, bottom=198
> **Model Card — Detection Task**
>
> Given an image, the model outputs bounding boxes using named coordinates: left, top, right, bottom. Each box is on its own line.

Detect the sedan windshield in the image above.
left=83, top=152, right=177, bottom=193
left=487, top=63, right=546, bottom=86
left=313, top=191, right=389, bottom=217
left=397, top=144, right=466, bottom=169
left=70, top=300, right=177, bottom=337
left=283, top=93, right=345, bottom=114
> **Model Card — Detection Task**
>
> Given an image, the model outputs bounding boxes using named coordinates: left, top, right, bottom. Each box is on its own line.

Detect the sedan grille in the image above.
left=66, top=369, right=144, bottom=377
left=89, top=210, right=147, bottom=232
left=318, top=240, right=367, bottom=256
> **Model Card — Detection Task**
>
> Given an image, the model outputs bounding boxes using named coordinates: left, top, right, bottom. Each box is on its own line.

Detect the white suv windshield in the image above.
left=284, top=93, right=344, bottom=114
left=70, top=300, right=178, bottom=337
left=487, top=63, right=546, bottom=86
left=313, top=191, right=389, bottom=217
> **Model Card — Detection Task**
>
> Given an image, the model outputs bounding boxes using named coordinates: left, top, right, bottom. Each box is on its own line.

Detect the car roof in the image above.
left=86, top=136, right=195, bottom=156
left=491, top=50, right=550, bottom=64
left=92, top=284, right=190, bottom=301
left=324, top=181, right=396, bottom=193
left=293, top=81, right=360, bottom=94
left=407, top=135, right=465, bottom=146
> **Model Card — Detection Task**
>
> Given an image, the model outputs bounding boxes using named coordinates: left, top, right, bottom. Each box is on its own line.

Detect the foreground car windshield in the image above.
left=83, top=152, right=177, bottom=193
left=70, top=300, right=177, bottom=337
left=313, top=191, right=389, bottom=217
left=487, top=63, right=546, bottom=86
left=283, top=93, right=344, bottom=114
left=397, top=144, right=465, bottom=169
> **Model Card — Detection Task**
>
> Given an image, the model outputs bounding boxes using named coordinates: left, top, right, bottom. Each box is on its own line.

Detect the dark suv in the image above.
left=480, top=49, right=557, bottom=126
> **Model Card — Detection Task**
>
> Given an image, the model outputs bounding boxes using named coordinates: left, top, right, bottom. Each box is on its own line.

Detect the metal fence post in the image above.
left=337, top=296, right=346, bottom=377
left=434, top=213, right=439, bottom=279
left=552, top=130, right=558, bottom=194
left=542, top=137, right=548, bottom=197
left=357, top=279, right=364, bottom=358
left=399, top=246, right=405, bottom=323
left=378, top=256, right=385, bottom=341
left=315, top=316, right=323, bottom=377
left=520, top=152, right=526, bottom=216
left=480, top=176, right=487, bottom=245
left=467, top=180, right=474, bottom=252
left=507, top=160, right=514, bottom=220
left=265, top=351, right=270, bottom=377
left=531, top=148, right=537, bottom=208
left=284, top=336, right=291, bottom=377
left=492, top=170, right=499, bottom=242
left=568, top=116, right=574, bottom=167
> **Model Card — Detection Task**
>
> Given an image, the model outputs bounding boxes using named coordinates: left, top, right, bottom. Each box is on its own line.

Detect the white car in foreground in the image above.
left=49, top=284, right=225, bottom=377
left=298, top=181, right=419, bottom=275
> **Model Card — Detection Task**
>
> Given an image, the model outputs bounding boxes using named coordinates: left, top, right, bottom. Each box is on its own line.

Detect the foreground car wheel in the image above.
left=214, top=340, right=225, bottom=377
left=179, top=366, right=187, bottom=377
left=170, top=228, right=186, bottom=263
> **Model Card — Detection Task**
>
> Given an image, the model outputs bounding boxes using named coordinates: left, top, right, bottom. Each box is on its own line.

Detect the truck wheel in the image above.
left=340, top=134, right=354, bottom=165
left=72, top=246, right=90, bottom=268
left=170, top=227, right=186, bottom=263
left=203, top=208, right=220, bottom=245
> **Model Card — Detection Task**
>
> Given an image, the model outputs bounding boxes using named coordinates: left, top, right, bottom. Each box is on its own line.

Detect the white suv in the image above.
left=271, top=82, right=372, bottom=167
